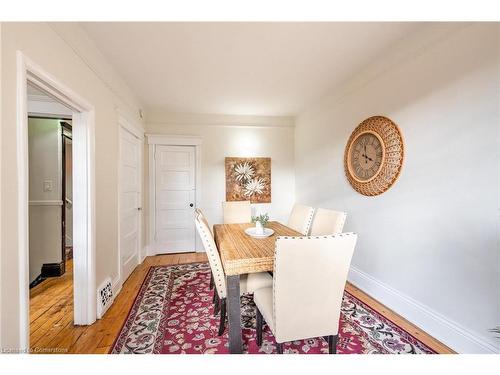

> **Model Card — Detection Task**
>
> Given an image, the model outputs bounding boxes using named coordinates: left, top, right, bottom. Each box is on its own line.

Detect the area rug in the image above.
left=111, top=263, right=436, bottom=354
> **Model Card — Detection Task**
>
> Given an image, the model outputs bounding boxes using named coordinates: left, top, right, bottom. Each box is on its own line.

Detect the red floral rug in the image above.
left=111, top=263, right=435, bottom=354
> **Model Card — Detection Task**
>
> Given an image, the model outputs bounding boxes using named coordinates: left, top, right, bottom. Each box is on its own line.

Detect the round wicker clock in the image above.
left=344, top=116, right=404, bottom=196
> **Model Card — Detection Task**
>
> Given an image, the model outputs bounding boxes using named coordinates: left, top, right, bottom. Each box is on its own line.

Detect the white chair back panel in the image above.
left=195, top=216, right=227, bottom=298
left=310, top=208, right=347, bottom=236
left=287, top=204, right=314, bottom=235
left=195, top=208, right=211, bottom=233
left=273, top=234, right=357, bottom=343
left=222, top=201, right=252, bottom=224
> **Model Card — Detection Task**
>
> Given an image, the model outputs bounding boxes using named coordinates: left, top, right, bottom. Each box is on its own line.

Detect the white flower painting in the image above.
left=225, top=157, right=271, bottom=203
left=234, top=162, right=255, bottom=182
left=243, top=177, right=265, bottom=197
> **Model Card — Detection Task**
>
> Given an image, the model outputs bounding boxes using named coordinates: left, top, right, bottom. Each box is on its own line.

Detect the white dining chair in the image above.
left=287, top=204, right=315, bottom=235
left=222, top=200, right=252, bottom=224
left=195, top=211, right=272, bottom=336
left=195, top=208, right=212, bottom=233
left=309, top=208, right=347, bottom=235
left=195, top=208, right=216, bottom=290
left=253, top=233, right=358, bottom=354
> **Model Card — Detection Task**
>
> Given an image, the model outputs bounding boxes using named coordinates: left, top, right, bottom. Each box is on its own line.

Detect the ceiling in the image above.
left=81, top=22, right=424, bottom=116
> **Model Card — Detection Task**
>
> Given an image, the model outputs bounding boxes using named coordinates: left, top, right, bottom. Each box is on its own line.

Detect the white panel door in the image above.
left=119, top=128, right=142, bottom=282
left=155, top=145, right=195, bottom=253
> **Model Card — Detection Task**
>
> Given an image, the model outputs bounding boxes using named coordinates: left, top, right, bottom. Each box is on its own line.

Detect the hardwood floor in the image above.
left=345, top=283, right=454, bottom=354
left=29, top=252, right=454, bottom=354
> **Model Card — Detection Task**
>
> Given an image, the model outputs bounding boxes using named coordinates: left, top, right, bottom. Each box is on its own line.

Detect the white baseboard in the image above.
left=348, top=266, right=500, bottom=354
left=141, top=246, right=149, bottom=262
left=147, top=245, right=205, bottom=256
left=111, top=276, right=122, bottom=302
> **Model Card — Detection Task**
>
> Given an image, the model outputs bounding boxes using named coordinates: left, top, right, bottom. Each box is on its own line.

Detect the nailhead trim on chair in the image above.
left=334, top=212, right=347, bottom=234
left=302, top=208, right=315, bottom=235
left=277, top=232, right=356, bottom=241
left=272, top=241, right=280, bottom=337
left=195, top=216, right=226, bottom=299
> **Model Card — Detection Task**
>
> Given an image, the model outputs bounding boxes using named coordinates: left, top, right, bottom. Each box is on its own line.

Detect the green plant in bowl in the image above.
left=251, top=213, right=269, bottom=226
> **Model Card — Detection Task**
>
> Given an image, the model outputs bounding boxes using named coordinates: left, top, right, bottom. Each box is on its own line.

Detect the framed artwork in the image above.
left=225, top=157, right=271, bottom=203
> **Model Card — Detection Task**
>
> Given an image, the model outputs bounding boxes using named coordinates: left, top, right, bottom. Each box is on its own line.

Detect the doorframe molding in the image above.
left=17, top=51, right=96, bottom=350
left=117, top=111, right=144, bottom=292
left=146, top=134, right=203, bottom=254
left=117, top=108, right=144, bottom=141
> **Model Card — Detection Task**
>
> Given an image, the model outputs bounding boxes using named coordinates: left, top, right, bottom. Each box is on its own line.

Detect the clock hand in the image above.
left=361, top=153, right=373, bottom=162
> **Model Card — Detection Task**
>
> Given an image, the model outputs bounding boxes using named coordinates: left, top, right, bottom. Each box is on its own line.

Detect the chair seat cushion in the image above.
left=240, top=272, right=272, bottom=295
left=253, top=286, right=275, bottom=333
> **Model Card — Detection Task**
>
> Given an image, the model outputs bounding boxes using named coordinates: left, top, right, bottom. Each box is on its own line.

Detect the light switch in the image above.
left=43, top=180, right=53, bottom=192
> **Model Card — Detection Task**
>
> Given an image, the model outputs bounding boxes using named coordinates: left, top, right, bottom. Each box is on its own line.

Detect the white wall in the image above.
left=0, top=22, right=144, bottom=349
left=146, top=112, right=295, bottom=250
left=294, top=23, right=500, bottom=353
left=28, top=118, right=63, bottom=283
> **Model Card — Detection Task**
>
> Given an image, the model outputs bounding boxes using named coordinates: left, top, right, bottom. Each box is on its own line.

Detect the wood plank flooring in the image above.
left=29, top=252, right=454, bottom=354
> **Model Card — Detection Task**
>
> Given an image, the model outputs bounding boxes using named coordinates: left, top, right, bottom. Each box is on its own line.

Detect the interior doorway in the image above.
left=28, top=115, right=73, bottom=287
left=147, top=135, right=202, bottom=255
left=27, top=86, right=77, bottom=350
left=154, top=145, right=196, bottom=253
left=18, top=53, right=96, bottom=350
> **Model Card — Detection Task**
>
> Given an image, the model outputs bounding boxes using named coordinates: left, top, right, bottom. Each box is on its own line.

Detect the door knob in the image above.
left=137, top=207, right=142, bottom=211
left=189, top=203, right=194, bottom=207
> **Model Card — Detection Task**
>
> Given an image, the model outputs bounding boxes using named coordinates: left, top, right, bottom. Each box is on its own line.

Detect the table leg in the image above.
left=226, top=274, right=242, bottom=354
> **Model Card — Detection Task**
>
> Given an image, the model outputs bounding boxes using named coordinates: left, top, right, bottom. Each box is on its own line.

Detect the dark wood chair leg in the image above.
left=328, top=335, right=338, bottom=354
left=218, top=298, right=227, bottom=336
left=256, top=307, right=263, bottom=346
left=214, top=293, right=220, bottom=316
left=209, top=272, right=214, bottom=290
left=276, top=342, right=283, bottom=354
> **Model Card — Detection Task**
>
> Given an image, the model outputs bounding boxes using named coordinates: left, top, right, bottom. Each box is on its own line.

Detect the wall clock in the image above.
left=344, top=116, right=404, bottom=196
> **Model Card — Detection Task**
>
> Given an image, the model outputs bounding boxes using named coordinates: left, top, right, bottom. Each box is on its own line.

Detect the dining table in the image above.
left=213, top=221, right=302, bottom=354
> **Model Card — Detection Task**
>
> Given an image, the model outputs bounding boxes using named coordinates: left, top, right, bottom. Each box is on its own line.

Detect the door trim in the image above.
left=146, top=135, right=202, bottom=254
left=61, top=122, right=72, bottom=276
left=17, top=51, right=96, bottom=350
left=117, top=108, right=144, bottom=141
left=117, top=112, right=144, bottom=293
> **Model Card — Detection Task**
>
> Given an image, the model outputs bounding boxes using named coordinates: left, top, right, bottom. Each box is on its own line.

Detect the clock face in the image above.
left=348, top=131, right=384, bottom=182
left=344, top=116, right=404, bottom=196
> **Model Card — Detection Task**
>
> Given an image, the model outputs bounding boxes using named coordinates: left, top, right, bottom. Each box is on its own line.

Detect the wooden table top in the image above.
left=213, top=221, right=302, bottom=276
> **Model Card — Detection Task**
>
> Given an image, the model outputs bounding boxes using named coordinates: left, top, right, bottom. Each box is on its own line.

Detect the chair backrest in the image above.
left=272, top=233, right=357, bottom=343
left=194, top=215, right=227, bottom=299
left=195, top=208, right=211, bottom=233
left=287, top=204, right=315, bottom=235
left=222, top=200, right=251, bottom=224
left=309, top=208, right=347, bottom=235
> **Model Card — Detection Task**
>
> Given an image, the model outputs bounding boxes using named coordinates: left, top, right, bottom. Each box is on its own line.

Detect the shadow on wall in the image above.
left=294, top=23, right=500, bottom=352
